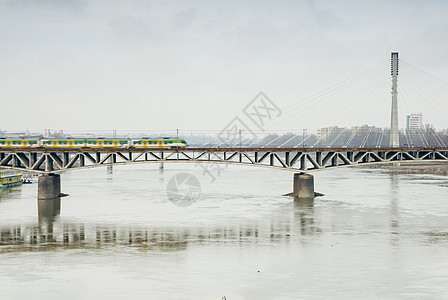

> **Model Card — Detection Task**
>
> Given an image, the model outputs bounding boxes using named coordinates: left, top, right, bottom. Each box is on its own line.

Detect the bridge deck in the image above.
left=1, top=147, right=447, bottom=173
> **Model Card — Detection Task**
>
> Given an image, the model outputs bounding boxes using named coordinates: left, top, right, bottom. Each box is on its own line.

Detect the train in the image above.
left=0, top=138, right=188, bottom=148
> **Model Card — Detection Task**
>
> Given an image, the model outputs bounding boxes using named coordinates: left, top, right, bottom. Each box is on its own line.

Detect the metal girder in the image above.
left=0, top=147, right=446, bottom=173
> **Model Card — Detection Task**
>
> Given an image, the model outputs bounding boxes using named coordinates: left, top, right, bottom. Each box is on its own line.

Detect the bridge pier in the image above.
left=159, top=162, right=164, bottom=170
left=293, top=173, right=315, bottom=198
left=38, top=174, right=61, bottom=200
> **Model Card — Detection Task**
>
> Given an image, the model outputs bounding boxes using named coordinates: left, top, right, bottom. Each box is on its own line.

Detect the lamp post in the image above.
left=239, top=129, right=242, bottom=148
left=302, top=129, right=307, bottom=148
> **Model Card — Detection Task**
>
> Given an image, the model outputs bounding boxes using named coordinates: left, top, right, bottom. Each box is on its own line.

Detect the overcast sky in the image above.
left=1, top=0, right=448, bottom=134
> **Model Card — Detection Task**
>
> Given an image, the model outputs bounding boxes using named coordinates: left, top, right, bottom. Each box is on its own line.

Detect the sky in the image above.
left=1, top=0, right=448, bottom=134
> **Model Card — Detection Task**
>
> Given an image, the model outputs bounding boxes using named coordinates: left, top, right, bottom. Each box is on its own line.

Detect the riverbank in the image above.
left=359, top=162, right=448, bottom=176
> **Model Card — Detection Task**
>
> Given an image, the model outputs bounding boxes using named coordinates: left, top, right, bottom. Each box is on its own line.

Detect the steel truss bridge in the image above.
left=1, top=147, right=447, bottom=173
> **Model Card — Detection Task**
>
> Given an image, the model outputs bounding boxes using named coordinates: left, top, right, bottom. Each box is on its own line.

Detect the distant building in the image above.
left=406, top=113, right=423, bottom=131
left=350, top=125, right=379, bottom=133
left=316, top=126, right=345, bottom=140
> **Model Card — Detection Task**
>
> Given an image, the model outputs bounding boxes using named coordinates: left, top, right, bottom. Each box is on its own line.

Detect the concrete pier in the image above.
left=293, top=173, right=314, bottom=198
left=38, top=174, right=61, bottom=200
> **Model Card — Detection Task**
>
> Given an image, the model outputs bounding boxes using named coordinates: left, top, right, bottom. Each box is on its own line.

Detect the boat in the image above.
left=0, top=171, right=23, bottom=188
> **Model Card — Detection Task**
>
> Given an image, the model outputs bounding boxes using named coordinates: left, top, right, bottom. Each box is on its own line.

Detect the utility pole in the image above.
left=239, top=129, right=242, bottom=148
left=176, top=129, right=179, bottom=139
left=390, top=52, right=399, bottom=147
left=302, top=128, right=307, bottom=148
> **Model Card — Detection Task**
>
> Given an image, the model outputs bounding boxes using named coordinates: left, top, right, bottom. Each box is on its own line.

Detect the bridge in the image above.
left=1, top=52, right=448, bottom=200
left=0, top=146, right=447, bottom=173
left=1, top=145, right=447, bottom=199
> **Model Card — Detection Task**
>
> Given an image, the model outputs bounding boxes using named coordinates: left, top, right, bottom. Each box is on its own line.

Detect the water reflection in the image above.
left=389, top=174, right=400, bottom=246
left=34, top=198, right=61, bottom=245
left=0, top=198, right=321, bottom=253
left=38, top=198, right=61, bottom=223
left=0, top=187, right=21, bottom=202
left=1, top=221, right=291, bottom=252
left=106, top=165, right=113, bottom=180
left=293, top=197, right=317, bottom=235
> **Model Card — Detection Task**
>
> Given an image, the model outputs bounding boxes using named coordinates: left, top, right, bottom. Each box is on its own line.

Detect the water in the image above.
left=1, top=164, right=448, bottom=299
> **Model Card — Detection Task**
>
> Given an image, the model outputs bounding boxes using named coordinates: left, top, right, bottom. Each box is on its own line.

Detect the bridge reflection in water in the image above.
left=0, top=198, right=320, bottom=253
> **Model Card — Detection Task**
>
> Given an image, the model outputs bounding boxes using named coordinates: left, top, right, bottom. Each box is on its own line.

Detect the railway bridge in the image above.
left=0, top=146, right=447, bottom=200
left=1, top=52, right=447, bottom=200
left=1, top=147, right=447, bottom=173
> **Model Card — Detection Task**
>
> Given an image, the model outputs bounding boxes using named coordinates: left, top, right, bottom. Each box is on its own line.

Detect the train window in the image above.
left=0, top=141, right=5, bottom=144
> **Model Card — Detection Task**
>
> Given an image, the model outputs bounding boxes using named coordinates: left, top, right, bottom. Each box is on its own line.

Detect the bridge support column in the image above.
left=38, top=174, right=61, bottom=200
left=293, top=173, right=314, bottom=198
left=159, top=162, right=164, bottom=170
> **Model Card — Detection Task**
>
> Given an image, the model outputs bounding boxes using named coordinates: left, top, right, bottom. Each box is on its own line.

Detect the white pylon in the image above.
left=390, top=52, right=399, bottom=147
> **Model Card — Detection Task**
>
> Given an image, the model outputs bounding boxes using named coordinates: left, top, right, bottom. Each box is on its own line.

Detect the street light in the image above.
left=302, top=128, right=307, bottom=148
left=239, top=129, right=242, bottom=148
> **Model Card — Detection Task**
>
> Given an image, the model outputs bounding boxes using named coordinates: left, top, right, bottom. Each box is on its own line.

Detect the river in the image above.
left=1, top=164, right=448, bottom=299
